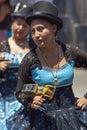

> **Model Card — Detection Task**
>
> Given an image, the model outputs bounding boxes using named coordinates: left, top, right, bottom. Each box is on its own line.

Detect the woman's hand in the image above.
left=0, top=60, right=10, bottom=71
left=76, top=97, right=87, bottom=110
left=31, top=95, right=46, bottom=109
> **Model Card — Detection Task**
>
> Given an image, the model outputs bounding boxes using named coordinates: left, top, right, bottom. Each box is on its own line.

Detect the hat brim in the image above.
left=26, top=12, right=63, bottom=30
left=11, top=13, right=25, bottom=19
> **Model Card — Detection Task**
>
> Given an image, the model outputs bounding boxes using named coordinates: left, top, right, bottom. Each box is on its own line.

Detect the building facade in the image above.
left=53, top=0, right=87, bottom=51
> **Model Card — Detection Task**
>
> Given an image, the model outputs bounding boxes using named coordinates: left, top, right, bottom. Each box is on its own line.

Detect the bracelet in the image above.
left=84, top=93, right=87, bottom=99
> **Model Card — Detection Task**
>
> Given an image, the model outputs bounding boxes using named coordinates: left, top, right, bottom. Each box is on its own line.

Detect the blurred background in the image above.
left=53, top=0, right=87, bottom=52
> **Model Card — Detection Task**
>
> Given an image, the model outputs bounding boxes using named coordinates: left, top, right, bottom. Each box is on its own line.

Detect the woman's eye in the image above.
left=37, top=27, right=44, bottom=32
left=31, top=27, right=44, bottom=34
left=15, top=22, right=21, bottom=26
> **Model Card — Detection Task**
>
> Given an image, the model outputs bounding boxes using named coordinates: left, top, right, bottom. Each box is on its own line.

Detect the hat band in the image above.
left=30, top=11, right=58, bottom=20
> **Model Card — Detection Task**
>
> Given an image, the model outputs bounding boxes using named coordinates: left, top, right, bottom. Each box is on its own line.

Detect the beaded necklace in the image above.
left=39, top=47, right=60, bottom=86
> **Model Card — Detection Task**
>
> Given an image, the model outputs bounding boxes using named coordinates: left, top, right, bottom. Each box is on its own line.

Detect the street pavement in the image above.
left=73, top=68, right=87, bottom=97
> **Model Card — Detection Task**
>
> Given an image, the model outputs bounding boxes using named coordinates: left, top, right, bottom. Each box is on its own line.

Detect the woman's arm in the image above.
left=16, top=52, right=35, bottom=110
left=68, top=45, right=87, bottom=109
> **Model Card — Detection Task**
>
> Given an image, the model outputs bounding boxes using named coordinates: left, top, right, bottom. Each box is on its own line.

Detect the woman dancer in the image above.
left=16, top=1, right=87, bottom=130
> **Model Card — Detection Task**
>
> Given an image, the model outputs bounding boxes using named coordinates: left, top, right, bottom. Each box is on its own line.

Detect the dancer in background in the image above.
left=0, top=2, right=32, bottom=130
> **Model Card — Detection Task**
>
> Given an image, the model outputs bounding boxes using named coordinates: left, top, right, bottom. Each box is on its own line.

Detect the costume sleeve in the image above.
left=66, top=44, right=87, bottom=68
left=0, top=40, right=10, bottom=52
left=16, top=50, right=40, bottom=110
left=84, top=93, right=87, bottom=99
left=16, top=52, right=33, bottom=110
left=65, top=44, right=87, bottom=101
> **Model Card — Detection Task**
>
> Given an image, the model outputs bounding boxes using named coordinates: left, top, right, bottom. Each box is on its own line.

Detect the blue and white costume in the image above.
left=0, top=40, right=28, bottom=130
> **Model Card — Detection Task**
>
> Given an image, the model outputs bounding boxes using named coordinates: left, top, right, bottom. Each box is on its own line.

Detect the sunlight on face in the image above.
left=31, top=18, right=57, bottom=47
left=11, top=18, right=30, bottom=39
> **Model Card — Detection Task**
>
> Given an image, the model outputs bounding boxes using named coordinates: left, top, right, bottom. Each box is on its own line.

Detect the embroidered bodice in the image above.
left=32, top=61, right=75, bottom=87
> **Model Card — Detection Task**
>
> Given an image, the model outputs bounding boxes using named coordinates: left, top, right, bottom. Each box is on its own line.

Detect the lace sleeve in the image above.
left=0, top=40, right=10, bottom=52
left=16, top=50, right=40, bottom=109
left=84, top=93, right=87, bottom=99
left=65, top=44, right=87, bottom=68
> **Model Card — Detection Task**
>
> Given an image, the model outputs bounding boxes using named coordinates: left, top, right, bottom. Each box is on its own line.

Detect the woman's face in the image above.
left=30, top=18, right=57, bottom=48
left=11, top=18, right=30, bottom=40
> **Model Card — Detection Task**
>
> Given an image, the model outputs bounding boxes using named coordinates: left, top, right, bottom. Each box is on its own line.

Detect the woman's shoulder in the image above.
left=58, top=40, right=75, bottom=55
left=58, top=40, right=79, bottom=61
left=59, top=41, right=87, bottom=67
left=0, top=39, right=10, bottom=52
left=20, top=50, right=40, bottom=70
left=21, top=50, right=36, bottom=63
left=58, top=40, right=77, bottom=52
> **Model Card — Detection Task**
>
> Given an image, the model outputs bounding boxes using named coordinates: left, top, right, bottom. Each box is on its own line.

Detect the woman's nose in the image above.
left=34, top=30, right=40, bottom=37
left=19, top=25, right=23, bottom=30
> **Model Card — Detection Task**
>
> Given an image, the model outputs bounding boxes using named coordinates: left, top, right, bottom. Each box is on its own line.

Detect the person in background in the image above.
left=0, top=2, right=32, bottom=130
left=16, top=1, right=87, bottom=130
left=0, top=0, right=11, bottom=41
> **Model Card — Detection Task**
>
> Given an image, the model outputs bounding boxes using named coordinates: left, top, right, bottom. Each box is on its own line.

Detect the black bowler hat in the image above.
left=11, top=2, right=32, bottom=19
left=26, top=1, right=63, bottom=30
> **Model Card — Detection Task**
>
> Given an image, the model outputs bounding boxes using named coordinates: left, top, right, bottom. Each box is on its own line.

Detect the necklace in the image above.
left=19, top=42, right=24, bottom=46
left=39, top=48, right=59, bottom=86
left=12, top=37, right=25, bottom=46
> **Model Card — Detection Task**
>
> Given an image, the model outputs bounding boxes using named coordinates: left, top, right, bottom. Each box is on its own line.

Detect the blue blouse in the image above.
left=32, top=61, right=75, bottom=87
